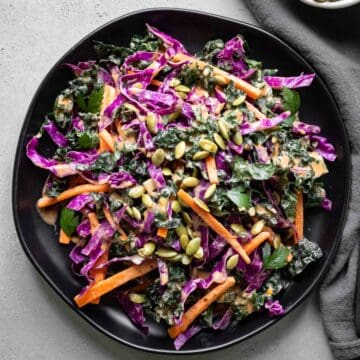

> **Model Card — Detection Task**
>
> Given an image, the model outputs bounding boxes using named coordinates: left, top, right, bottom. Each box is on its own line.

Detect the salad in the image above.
left=26, top=25, right=335, bottom=349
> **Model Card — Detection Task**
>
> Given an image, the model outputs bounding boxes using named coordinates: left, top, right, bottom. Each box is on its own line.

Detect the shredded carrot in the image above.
left=98, top=136, right=112, bottom=153
left=294, top=191, right=304, bottom=244
left=59, top=229, right=71, bottom=244
left=157, top=227, right=168, bottom=238
left=103, top=206, right=117, bottom=230
left=263, top=226, right=275, bottom=247
left=168, top=276, right=236, bottom=339
left=243, top=232, right=271, bottom=255
left=205, top=156, right=219, bottom=185
left=245, top=101, right=266, bottom=119
left=151, top=79, right=163, bottom=87
left=37, top=184, right=110, bottom=208
left=74, top=260, right=158, bottom=308
left=99, top=129, right=115, bottom=153
left=177, top=190, right=250, bottom=264
left=172, top=53, right=262, bottom=100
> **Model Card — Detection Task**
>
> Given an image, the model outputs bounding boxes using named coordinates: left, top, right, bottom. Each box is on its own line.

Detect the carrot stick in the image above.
left=98, top=136, right=112, bottom=154
left=177, top=190, right=250, bottom=264
left=168, top=276, right=236, bottom=339
left=37, top=184, right=110, bottom=208
left=205, top=156, right=219, bottom=185
left=74, top=260, right=157, bottom=308
left=243, top=232, right=271, bottom=255
left=294, top=191, right=304, bottom=244
left=172, top=53, right=262, bottom=100
left=103, top=206, right=117, bottom=230
left=88, top=212, right=100, bottom=233
left=99, top=129, right=115, bottom=153
left=245, top=101, right=266, bottom=119
left=59, top=229, right=71, bottom=244
left=151, top=79, right=163, bottom=87
left=157, top=227, right=168, bottom=238
left=90, top=245, right=110, bottom=304
left=263, top=226, right=275, bottom=247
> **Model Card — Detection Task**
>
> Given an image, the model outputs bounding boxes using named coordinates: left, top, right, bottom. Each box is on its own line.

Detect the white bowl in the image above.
left=299, top=0, right=360, bottom=8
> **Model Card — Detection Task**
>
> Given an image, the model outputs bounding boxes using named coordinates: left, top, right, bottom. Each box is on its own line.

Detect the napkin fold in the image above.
left=244, top=1, right=360, bottom=359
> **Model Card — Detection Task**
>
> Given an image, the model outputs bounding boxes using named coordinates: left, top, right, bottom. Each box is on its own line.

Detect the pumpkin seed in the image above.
left=193, top=246, right=204, bottom=259
left=182, top=211, right=192, bottom=226
left=181, top=254, right=192, bottom=265
left=233, top=131, right=243, bottom=145
left=186, top=237, right=201, bottom=256
left=232, top=95, right=246, bottom=107
left=194, top=198, right=210, bottom=212
left=202, top=66, right=211, bottom=77
left=156, top=248, right=178, bottom=258
left=176, top=226, right=187, bottom=237
left=151, top=148, right=165, bottom=166
left=192, top=151, right=210, bottom=161
left=213, top=74, right=228, bottom=86
left=125, top=206, right=134, bottom=217
left=142, top=242, right=156, bottom=256
left=128, top=185, right=145, bottom=199
left=169, top=78, right=181, bottom=87
left=168, top=110, right=181, bottom=122
left=177, top=92, right=188, bottom=100
left=204, top=184, right=217, bottom=199
left=129, top=293, right=146, bottom=304
left=218, top=119, right=229, bottom=140
left=248, top=207, right=256, bottom=217
left=146, top=112, right=157, bottom=134
left=168, top=254, right=183, bottom=262
left=180, top=234, right=189, bottom=249
left=273, top=234, right=281, bottom=249
left=186, top=225, right=194, bottom=237
left=231, top=224, right=247, bottom=236
left=213, top=133, right=226, bottom=149
left=251, top=219, right=265, bottom=235
left=226, top=254, right=239, bottom=270
left=175, top=84, right=191, bottom=93
left=181, top=177, right=200, bottom=188
left=175, top=141, right=186, bottom=159
left=199, top=138, right=218, bottom=153
left=142, top=194, right=154, bottom=208
left=172, top=200, right=182, bottom=213
left=132, top=207, right=142, bottom=221
left=162, top=167, right=172, bottom=176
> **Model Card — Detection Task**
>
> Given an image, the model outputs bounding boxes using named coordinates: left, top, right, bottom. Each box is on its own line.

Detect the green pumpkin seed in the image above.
left=125, top=206, right=134, bottom=217
left=218, top=119, right=229, bottom=140
left=248, top=207, right=256, bottom=217
left=156, top=248, right=178, bottom=258
left=194, top=198, right=210, bottom=212
left=232, top=95, right=246, bottom=107
left=181, top=177, right=200, bottom=188
left=186, top=237, right=201, bottom=256
left=168, top=254, right=183, bottom=262
left=175, top=84, right=191, bottom=93
left=132, top=207, right=142, bottom=221
left=204, top=184, right=217, bottom=200
left=151, top=148, right=165, bottom=166
left=146, top=112, right=157, bottom=134
left=162, top=167, right=172, bottom=176
left=142, top=194, right=154, bottom=208
left=202, top=66, right=211, bottom=77
left=177, top=92, right=188, bottom=100
left=129, top=293, right=146, bottom=304
left=233, top=131, right=243, bottom=145
left=273, top=234, right=281, bottom=249
left=124, top=102, right=138, bottom=112
left=181, top=254, right=192, bottom=265
left=128, top=185, right=145, bottom=199
left=180, top=234, right=189, bottom=249
left=192, top=151, right=210, bottom=161
left=169, top=78, right=181, bottom=87
left=226, top=254, right=239, bottom=270
left=255, top=204, right=267, bottom=216
left=175, top=141, right=186, bottom=159
left=172, top=200, right=182, bottom=213
left=176, top=226, right=187, bottom=237
left=168, top=110, right=181, bottom=122
left=182, top=211, right=192, bottom=226
left=142, top=242, right=156, bottom=256
left=213, top=74, right=228, bottom=86
left=213, top=133, right=226, bottom=149
left=251, top=219, right=265, bottom=235
left=193, top=246, right=204, bottom=259
left=230, top=224, right=247, bottom=236
left=199, top=138, right=218, bottom=153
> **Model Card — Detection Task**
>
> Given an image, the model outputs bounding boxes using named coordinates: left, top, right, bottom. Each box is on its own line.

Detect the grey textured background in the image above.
left=1, top=1, right=333, bottom=359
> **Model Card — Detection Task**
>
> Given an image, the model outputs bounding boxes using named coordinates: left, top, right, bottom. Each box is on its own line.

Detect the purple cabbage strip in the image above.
left=264, top=73, right=315, bottom=89
left=265, top=300, right=285, bottom=317
left=118, top=293, right=149, bottom=335
left=97, top=66, right=114, bottom=86
left=209, top=235, right=228, bottom=261
left=212, top=307, right=234, bottom=330
left=96, top=255, right=145, bottom=269
left=64, top=60, right=96, bottom=76
left=69, top=239, right=86, bottom=265
left=108, top=171, right=137, bottom=189
left=43, top=120, right=69, bottom=147
left=244, top=250, right=271, bottom=292
left=76, top=219, right=91, bottom=238
left=174, top=325, right=202, bottom=350
left=147, top=161, right=166, bottom=189
left=67, top=193, right=93, bottom=211
left=138, top=121, right=155, bottom=151
left=123, top=51, right=155, bottom=72
left=99, top=93, right=125, bottom=130
left=66, top=149, right=99, bottom=165
left=311, top=135, right=337, bottom=162
left=292, top=121, right=321, bottom=136
left=321, top=198, right=332, bottom=211
left=157, top=258, right=169, bottom=286
left=81, top=221, right=115, bottom=256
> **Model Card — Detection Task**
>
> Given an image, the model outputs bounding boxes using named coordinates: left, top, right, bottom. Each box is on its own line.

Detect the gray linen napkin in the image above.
left=244, top=1, right=360, bottom=359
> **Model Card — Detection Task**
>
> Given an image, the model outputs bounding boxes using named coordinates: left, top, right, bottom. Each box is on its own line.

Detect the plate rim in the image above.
left=12, top=7, right=352, bottom=354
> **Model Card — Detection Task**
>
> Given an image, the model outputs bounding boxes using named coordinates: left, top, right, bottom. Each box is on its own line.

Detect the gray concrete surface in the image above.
left=0, top=0, right=334, bottom=359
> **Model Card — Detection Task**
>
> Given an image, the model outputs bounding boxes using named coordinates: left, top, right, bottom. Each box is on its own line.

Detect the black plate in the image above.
left=12, top=8, right=350, bottom=354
